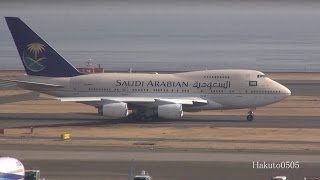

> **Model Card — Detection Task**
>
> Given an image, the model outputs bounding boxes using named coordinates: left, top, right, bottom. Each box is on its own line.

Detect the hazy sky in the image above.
left=1, top=1, right=320, bottom=71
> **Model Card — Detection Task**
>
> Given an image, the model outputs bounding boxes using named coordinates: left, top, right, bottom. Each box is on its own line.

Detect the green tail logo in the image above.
left=23, top=43, right=47, bottom=72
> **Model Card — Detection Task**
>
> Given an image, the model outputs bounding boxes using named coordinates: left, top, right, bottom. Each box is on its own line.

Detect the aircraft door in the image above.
left=243, top=74, right=251, bottom=94
left=72, top=85, right=80, bottom=96
left=121, top=86, right=129, bottom=96
left=69, top=79, right=80, bottom=96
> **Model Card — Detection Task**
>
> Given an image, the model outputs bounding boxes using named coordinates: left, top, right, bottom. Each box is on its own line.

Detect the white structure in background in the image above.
left=134, top=170, right=152, bottom=180
left=0, top=157, right=25, bottom=180
left=271, top=176, right=287, bottom=180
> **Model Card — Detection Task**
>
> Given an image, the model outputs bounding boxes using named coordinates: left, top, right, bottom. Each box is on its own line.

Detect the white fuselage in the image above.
left=19, top=69, right=291, bottom=112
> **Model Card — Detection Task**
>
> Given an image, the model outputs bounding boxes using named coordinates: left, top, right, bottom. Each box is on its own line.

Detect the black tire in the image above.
left=247, top=115, right=254, bottom=121
left=97, top=107, right=103, bottom=115
left=145, top=116, right=153, bottom=121
left=127, top=114, right=134, bottom=120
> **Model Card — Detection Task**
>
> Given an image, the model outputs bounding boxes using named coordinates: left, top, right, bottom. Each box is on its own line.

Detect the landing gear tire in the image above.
left=97, top=107, right=103, bottom=115
left=247, top=115, right=254, bottom=121
left=128, top=111, right=157, bottom=121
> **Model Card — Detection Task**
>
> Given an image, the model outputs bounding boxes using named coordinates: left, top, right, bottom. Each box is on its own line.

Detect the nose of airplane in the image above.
left=278, top=83, right=291, bottom=99
left=271, top=79, right=291, bottom=99
left=282, top=85, right=291, bottom=98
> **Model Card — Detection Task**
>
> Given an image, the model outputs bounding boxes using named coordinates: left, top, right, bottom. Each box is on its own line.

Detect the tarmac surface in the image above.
left=1, top=144, right=320, bottom=180
left=0, top=113, right=320, bottom=129
left=21, top=160, right=320, bottom=180
left=1, top=115, right=320, bottom=179
left=278, top=80, right=320, bottom=96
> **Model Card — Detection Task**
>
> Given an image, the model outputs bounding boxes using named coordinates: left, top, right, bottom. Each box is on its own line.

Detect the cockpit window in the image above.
left=257, top=75, right=266, bottom=78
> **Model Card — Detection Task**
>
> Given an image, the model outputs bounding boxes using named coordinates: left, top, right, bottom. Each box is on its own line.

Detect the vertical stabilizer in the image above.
left=5, top=17, right=82, bottom=77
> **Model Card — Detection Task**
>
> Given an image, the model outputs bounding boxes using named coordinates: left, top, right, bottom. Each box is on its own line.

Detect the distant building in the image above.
left=77, top=59, right=104, bottom=74
left=77, top=66, right=104, bottom=74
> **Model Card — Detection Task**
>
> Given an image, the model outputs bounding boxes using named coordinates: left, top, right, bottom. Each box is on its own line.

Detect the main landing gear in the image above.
left=246, top=108, right=256, bottom=121
left=128, top=110, right=157, bottom=121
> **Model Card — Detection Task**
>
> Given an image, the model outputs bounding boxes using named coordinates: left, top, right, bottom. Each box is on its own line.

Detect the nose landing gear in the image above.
left=247, top=114, right=254, bottom=121
left=247, top=108, right=256, bottom=121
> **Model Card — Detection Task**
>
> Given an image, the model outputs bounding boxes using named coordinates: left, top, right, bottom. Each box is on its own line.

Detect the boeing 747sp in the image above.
left=3, top=17, right=291, bottom=121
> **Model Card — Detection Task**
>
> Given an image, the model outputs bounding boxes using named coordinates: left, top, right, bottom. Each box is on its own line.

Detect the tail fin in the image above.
left=5, top=17, right=82, bottom=77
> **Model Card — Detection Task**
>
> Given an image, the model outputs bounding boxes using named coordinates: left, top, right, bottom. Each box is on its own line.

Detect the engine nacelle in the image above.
left=102, top=103, right=129, bottom=118
left=158, top=104, right=183, bottom=119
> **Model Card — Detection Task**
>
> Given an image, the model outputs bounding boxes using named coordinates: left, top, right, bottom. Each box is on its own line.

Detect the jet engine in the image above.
left=102, top=103, right=129, bottom=118
left=158, top=104, right=183, bottom=119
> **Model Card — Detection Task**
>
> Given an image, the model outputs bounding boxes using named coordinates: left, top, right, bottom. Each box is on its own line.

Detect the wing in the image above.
left=57, top=96, right=208, bottom=108
left=0, top=92, right=40, bottom=104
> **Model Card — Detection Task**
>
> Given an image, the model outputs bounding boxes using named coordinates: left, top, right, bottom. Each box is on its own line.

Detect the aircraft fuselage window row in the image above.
left=211, top=90, right=224, bottom=93
left=133, top=89, right=149, bottom=92
left=251, top=90, right=281, bottom=94
left=89, top=88, right=112, bottom=91
left=88, top=88, right=280, bottom=94
left=152, top=89, right=190, bottom=93
left=204, top=75, right=230, bottom=79
left=88, top=88, right=193, bottom=93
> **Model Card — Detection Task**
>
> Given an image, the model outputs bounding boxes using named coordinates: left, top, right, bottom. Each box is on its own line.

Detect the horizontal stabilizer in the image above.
left=0, top=79, right=64, bottom=87
left=0, top=80, right=17, bottom=89
left=0, top=92, right=39, bottom=104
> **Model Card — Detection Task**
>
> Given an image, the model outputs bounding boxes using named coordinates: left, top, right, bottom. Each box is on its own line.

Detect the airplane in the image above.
left=0, top=157, right=25, bottom=180
left=2, top=17, right=291, bottom=121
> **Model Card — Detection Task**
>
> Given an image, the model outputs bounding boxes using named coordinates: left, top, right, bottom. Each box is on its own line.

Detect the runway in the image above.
left=1, top=115, right=320, bottom=179
left=0, top=113, right=320, bottom=129
left=1, top=144, right=319, bottom=180
left=22, top=160, right=320, bottom=180
left=278, top=80, right=320, bottom=96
